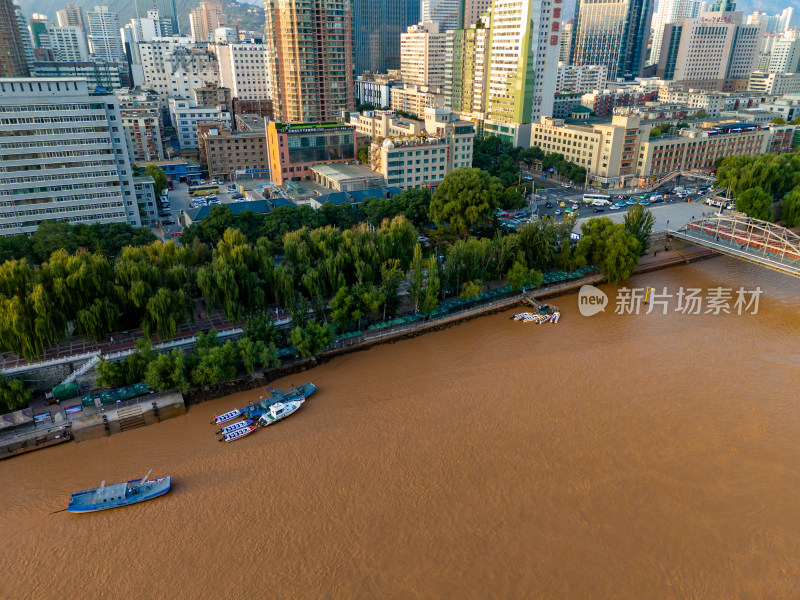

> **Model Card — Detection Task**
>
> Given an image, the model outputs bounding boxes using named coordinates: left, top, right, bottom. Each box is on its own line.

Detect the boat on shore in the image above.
left=257, top=398, right=304, bottom=427
left=67, top=471, right=171, bottom=513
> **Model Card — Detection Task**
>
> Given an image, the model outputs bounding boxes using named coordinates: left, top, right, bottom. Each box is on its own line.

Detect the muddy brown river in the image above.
left=2, top=255, right=799, bottom=599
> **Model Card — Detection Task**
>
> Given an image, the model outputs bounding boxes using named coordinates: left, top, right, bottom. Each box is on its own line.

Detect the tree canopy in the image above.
left=429, top=167, right=502, bottom=236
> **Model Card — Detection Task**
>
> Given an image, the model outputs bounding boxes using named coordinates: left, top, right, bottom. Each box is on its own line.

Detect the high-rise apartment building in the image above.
left=56, top=4, right=88, bottom=29
left=462, top=0, right=492, bottom=28
left=353, top=0, right=419, bottom=74
left=134, top=0, right=179, bottom=37
left=0, top=0, right=30, bottom=77
left=484, top=0, right=560, bottom=132
left=46, top=24, right=91, bottom=62
left=445, top=22, right=490, bottom=120
left=768, top=34, right=800, bottom=73
left=125, top=10, right=174, bottom=42
left=214, top=43, right=270, bottom=101
left=265, top=0, right=355, bottom=122
left=15, top=7, right=36, bottom=73
left=401, top=22, right=447, bottom=88
left=0, top=78, right=141, bottom=234
left=87, top=6, right=124, bottom=61
left=115, top=88, right=165, bottom=162
left=421, top=0, right=459, bottom=32
left=648, top=0, right=701, bottom=66
left=189, top=0, right=225, bottom=43
left=570, top=0, right=654, bottom=79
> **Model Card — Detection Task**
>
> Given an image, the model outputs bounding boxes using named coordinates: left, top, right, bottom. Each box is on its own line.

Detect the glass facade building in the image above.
left=570, top=0, right=654, bottom=80
left=353, top=0, right=419, bottom=75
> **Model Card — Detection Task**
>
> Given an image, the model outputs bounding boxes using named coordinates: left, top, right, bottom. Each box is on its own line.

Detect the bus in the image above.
left=582, top=193, right=611, bottom=205
left=189, top=184, right=220, bottom=197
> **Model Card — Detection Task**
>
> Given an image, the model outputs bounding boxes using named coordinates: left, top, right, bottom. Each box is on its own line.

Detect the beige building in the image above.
left=529, top=114, right=797, bottom=189
left=310, top=163, right=387, bottom=191
left=671, top=12, right=764, bottom=85
left=199, top=125, right=268, bottom=179
left=115, top=87, right=165, bottom=163
left=401, top=22, right=446, bottom=88
left=348, top=110, right=424, bottom=140
left=747, top=71, right=800, bottom=95
left=213, top=42, right=270, bottom=101
left=189, top=0, right=225, bottom=43
left=369, top=107, right=475, bottom=190
left=193, top=83, right=232, bottom=114
left=390, top=84, right=445, bottom=117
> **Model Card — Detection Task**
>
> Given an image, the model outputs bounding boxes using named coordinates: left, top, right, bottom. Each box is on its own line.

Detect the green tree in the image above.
left=379, top=259, right=405, bottom=320
left=0, top=375, right=32, bottom=413
left=695, top=109, right=708, bottom=119
left=460, top=280, right=482, bottom=300
left=243, top=310, right=279, bottom=345
left=623, top=204, right=656, bottom=255
left=237, top=336, right=260, bottom=375
left=781, top=187, right=800, bottom=227
left=506, top=261, right=542, bottom=291
left=144, top=349, right=189, bottom=393
left=736, top=186, right=774, bottom=221
left=145, top=164, right=169, bottom=198
left=501, top=188, right=527, bottom=210
left=771, top=117, right=787, bottom=125
left=357, top=144, right=370, bottom=164
left=96, top=359, right=125, bottom=389
left=191, top=340, right=239, bottom=386
left=429, top=167, right=502, bottom=236
left=289, top=320, right=333, bottom=358
left=600, top=228, right=641, bottom=284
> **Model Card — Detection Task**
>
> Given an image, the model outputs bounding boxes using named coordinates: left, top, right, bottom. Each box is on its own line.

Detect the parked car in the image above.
left=162, top=219, right=175, bottom=226
left=545, top=202, right=553, bottom=209
left=555, top=209, right=562, bottom=215
left=226, top=185, right=237, bottom=192
left=231, top=193, right=244, bottom=199
left=593, top=208, right=605, bottom=213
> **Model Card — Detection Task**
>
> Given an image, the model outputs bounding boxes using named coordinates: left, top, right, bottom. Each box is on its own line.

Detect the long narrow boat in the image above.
left=215, top=419, right=254, bottom=436
left=220, top=424, right=258, bottom=442
left=67, top=471, right=171, bottom=513
left=212, top=408, right=245, bottom=425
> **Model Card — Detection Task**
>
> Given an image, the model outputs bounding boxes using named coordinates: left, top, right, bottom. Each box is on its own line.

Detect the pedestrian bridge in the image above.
left=668, top=214, right=800, bottom=277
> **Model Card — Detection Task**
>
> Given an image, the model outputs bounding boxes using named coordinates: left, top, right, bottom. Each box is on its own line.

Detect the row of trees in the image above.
left=716, top=152, right=800, bottom=224
left=0, top=221, right=156, bottom=265
left=0, top=165, right=647, bottom=363
left=97, top=324, right=281, bottom=393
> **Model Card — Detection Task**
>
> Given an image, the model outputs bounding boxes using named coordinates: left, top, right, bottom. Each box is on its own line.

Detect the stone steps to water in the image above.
left=117, top=405, right=145, bottom=432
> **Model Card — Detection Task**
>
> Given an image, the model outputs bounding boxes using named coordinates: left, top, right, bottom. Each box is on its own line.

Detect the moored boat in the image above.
left=67, top=471, right=171, bottom=513
left=257, top=398, right=304, bottom=427
left=242, top=383, right=316, bottom=419
left=213, top=408, right=245, bottom=425
left=215, top=419, right=254, bottom=436
left=220, top=424, right=258, bottom=442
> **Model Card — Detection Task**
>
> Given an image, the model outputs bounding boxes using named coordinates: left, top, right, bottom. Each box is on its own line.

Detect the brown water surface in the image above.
left=2, top=256, right=800, bottom=599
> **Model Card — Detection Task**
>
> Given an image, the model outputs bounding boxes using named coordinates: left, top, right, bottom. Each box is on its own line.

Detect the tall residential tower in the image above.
left=265, top=0, right=355, bottom=122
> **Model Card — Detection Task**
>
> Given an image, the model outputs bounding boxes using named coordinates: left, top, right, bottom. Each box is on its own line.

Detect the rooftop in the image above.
left=273, top=122, right=350, bottom=131
left=185, top=198, right=295, bottom=221
left=311, top=163, right=383, bottom=182
left=236, top=113, right=265, bottom=131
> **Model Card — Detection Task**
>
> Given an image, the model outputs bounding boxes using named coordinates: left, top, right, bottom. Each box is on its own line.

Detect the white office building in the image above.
left=0, top=78, right=141, bottom=235
left=421, top=0, right=459, bottom=32
left=401, top=22, right=447, bottom=88
left=169, top=98, right=231, bottom=149
left=87, top=6, right=124, bottom=61
left=213, top=42, right=270, bottom=101
left=648, top=0, right=701, bottom=66
left=46, top=24, right=91, bottom=62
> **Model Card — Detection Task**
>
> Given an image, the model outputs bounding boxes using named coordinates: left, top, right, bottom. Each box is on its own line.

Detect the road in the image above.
left=154, top=180, right=247, bottom=240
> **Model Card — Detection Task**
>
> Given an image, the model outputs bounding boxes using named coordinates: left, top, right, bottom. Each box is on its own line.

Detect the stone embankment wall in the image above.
left=71, top=392, right=186, bottom=442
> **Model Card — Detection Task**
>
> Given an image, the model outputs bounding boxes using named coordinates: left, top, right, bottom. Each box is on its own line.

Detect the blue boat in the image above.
left=67, top=471, right=171, bottom=513
left=242, top=383, right=316, bottom=419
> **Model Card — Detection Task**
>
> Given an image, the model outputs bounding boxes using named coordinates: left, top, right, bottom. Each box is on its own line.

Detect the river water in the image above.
left=2, top=255, right=799, bottom=599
